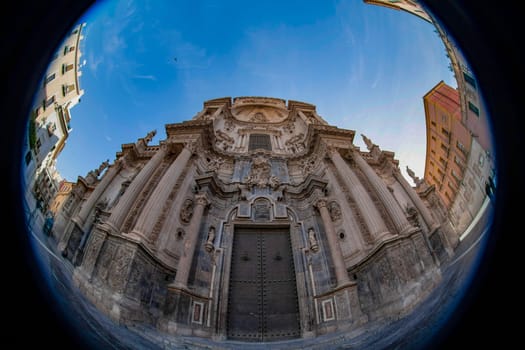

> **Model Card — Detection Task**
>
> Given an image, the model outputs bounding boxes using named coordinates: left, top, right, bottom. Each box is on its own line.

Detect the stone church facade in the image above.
left=53, top=97, right=454, bottom=341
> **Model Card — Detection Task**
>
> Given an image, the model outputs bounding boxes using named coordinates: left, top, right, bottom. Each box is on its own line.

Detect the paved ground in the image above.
left=25, top=201, right=494, bottom=350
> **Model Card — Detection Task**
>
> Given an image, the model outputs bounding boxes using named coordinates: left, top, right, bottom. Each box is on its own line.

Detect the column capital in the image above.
left=315, top=197, right=329, bottom=210
left=195, top=192, right=210, bottom=207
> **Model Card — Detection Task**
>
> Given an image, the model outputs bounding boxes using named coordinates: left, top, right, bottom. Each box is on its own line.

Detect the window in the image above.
left=43, top=95, right=55, bottom=109
left=62, top=84, right=75, bottom=96
left=44, top=73, right=56, bottom=85
left=441, top=114, right=448, bottom=123
left=62, top=63, right=74, bottom=74
left=440, top=143, right=449, bottom=154
left=431, top=135, right=436, bottom=142
left=454, top=155, right=463, bottom=168
left=468, top=101, right=480, bottom=116
left=463, top=72, right=477, bottom=88
left=248, top=134, right=272, bottom=151
left=456, top=140, right=467, bottom=154
left=47, top=122, right=56, bottom=136
left=441, top=128, right=450, bottom=137
left=431, top=121, right=436, bottom=127
left=451, top=169, right=462, bottom=185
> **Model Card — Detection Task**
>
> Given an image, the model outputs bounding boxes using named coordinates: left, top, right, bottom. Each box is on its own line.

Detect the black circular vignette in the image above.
left=2, top=1, right=523, bottom=348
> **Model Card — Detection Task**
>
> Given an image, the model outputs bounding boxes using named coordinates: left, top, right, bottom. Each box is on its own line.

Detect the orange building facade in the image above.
left=423, top=81, right=470, bottom=209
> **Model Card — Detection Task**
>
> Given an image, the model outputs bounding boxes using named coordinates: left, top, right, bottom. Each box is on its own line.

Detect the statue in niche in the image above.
left=204, top=226, right=216, bottom=252
left=179, top=199, right=194, bottom=224
left=308, top=227, right=319, bottom=253
left=243, top=155, right=280, bottom=190
left=328, top=201, right=342, bottom=222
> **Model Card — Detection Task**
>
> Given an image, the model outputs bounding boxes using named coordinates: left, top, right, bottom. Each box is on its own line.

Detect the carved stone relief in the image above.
left=243, top=155, right=280, bottom=190
left=215, top=129, right=235, bottom=151
left=180, top=199, right=194, bottom=224
left=285, top=133, right=306, bottom=153
left=308, top=227, right=319, bottom=253
left=204, top=226, right=216, bottom=252
left=328, top=201, right=342, bottom=222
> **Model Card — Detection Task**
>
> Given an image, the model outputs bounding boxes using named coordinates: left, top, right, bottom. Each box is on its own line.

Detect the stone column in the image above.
left=329, top=148, right=390, bottom=240
left=393, top=170, right=438, bottom=231
left=105, top=146, right=166, bottom=233
left=170, top=192, right=210, bottom=290
left=352, top=151, right=413, bottom=234
left=130, top=143, right=194, bottom=241
left=315, top=197, right=350, bottom=287
left=74, top=162, right=121, bottom=230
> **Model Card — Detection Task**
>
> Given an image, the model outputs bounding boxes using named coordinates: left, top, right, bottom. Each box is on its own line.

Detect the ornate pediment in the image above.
left=231, top=97, right=290, bottom=123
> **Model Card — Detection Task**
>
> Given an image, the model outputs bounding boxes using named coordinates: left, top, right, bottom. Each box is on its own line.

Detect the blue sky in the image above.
left=54, top=0, right=456, bottom=183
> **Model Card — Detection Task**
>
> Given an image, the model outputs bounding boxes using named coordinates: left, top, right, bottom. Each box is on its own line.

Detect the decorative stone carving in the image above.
left=250, top=112, right=267, bottom=122
left=243, top=155, right=280, bottom=190
left=361, top=134, right=374, bottom=151
left=308, top=227, right=319, bottom=253
left=224, top=118, right=235, bottom=132
left=204, top=226, right=216, bottom=252
left=328, top=201, right=342, bottom=222
left=96, top=159, right=110, bottom=176
left=406, top=166, right=422, bottom=187
left=144, top=129, right=156, bottom=144
left=204, top=152, right=224, bottom=172
left=215, top=129, right=235, bottom=150
left=180, top=199, right=194, bottom=224
left=283, top=122, right=295, bottom=134
left=405, top=204, right=420, bottom=228
left=300, top=153, right=319, bottom=174
left=285, top=133, right=306, bottom=153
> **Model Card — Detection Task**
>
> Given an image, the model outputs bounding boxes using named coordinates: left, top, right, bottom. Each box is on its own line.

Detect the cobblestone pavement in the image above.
left=23, top=202, right=494, bottom=350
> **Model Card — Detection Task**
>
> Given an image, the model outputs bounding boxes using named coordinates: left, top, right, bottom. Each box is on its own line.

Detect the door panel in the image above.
left=227, top=228, right=300, bottom=341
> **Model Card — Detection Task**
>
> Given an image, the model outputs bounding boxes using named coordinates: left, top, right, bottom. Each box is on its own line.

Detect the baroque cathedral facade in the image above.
left=53, top=97, right=454, bottom=341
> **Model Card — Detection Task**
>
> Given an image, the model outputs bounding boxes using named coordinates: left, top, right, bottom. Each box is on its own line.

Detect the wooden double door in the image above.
left=227, top=227, right=300, bottom=341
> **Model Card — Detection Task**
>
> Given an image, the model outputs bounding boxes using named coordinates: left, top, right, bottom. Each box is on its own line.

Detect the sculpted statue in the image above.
left=361, top=134, right=374, bottom=150
left=205, top=226, right=216, bottom=252
left=144, top=129, right=156, bottom=144
left=406, top=166, right=422, bottom=187
left=308, top=227, right=319, bottom=253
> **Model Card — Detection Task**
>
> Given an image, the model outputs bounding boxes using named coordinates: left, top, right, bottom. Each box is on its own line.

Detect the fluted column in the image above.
left=130, top=143, right=194, bottom=241
left=315, top=197, right=350, bottom=287
left=171, top=192, right=210, bottom=290
left=105, top=146, right=166, bottom=233
left=352, top=151, right=413, bottom=234
left=74, top=162, right=121, bottom=230
left=329, top=148, right=390, bottom=240
left=393, top=170, right=438, bottom=231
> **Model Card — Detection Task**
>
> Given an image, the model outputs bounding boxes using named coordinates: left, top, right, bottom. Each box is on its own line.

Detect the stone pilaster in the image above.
left=328, top=148, right=390, bottom=241
left=170, top=192, right=210, bottom=290
left=106, top=145, right=167, bottom=233
left=74, top=161, right=121, bottom=230
left=315, top=197, right=350, bottom=287
left=130, top=142, right=194, bottom=242
left=353, top=151, right=413, bottom=234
